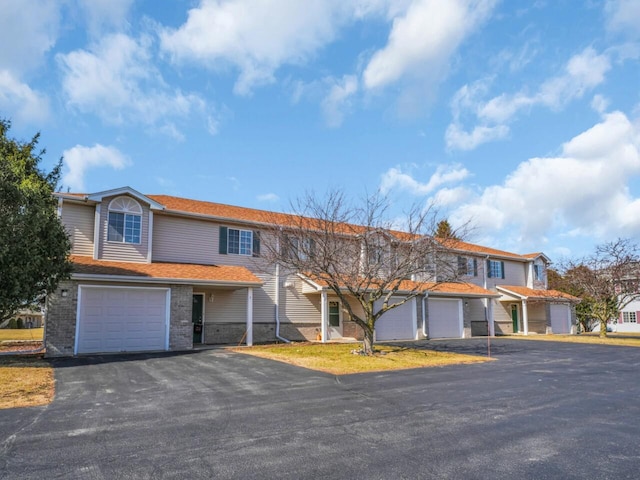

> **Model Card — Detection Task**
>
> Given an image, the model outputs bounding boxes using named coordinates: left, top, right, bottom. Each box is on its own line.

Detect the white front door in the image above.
left=328, top=301, right=342, bottom=338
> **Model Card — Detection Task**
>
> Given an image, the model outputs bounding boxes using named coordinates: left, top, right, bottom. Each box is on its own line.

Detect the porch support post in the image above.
left=246, top=287, right=253, bottom=346
left=321, top=290, right=328, bottom=343
left=487, top=298, right=495, bottom=337
left=522, top=299, right=529, bottom=335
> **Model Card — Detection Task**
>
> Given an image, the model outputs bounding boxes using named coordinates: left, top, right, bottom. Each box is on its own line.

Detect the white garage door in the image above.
left=428, top=298, right=463, bottom=338
left=76, top=286, right=169, bottom=354
left=550, top=303, right=570, bottom=334
left=375, top=298, right=416, bottom=341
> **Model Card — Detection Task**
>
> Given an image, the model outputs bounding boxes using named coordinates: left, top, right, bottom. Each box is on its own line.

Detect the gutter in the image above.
left=422, top=294, right=428, bottom=337
left=71, top=273, right=263, bottom=288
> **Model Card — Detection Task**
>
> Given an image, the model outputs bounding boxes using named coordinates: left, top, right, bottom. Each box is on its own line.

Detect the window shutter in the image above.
left=473, top=259, right=478, bottom=277
left=253, top=231, right=261, bottom=257
left=501, top=261, right=505, bottom=279
left=219, top=226, right=228, bottom=254
left=487, top=259, right=492, bottom=278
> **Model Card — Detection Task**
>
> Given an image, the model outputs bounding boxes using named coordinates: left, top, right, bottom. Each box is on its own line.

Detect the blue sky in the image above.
left=2, top=0, right=640, bottom=260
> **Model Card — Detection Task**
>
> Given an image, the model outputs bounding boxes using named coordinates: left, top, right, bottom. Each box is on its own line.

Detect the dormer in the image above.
left=87, top=187, right=165, bottom=263
left=525, top=253, right=550, bottom=289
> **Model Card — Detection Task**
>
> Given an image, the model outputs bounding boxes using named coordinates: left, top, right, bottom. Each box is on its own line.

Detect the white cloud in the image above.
left=0, top=0, right=60, bottom=74
left=321, top=75, right=359, bottom=127
left=0, top=70, right=50, bottom=125
left=605, top=0, right=640, bottom=38
left=449, top=111, right=640, bottom=246
left=445, top=123, right=509, bottom=151
left=159, top=0, right=356, bottom=95
left=57, top=33, right=209, bottom=136
left=591, top=94, right=610, bottom=114
left=257, top=193, right=279, bottom=202
left=62, top=144, right=131, bottom=191
left=380, top=164, right=470, bottom=195
left=447, top=47, right=612, bottom=151
left=76, top=0, right=134, bottom=37
left=431, top=186, right=472, bottom=206
left=363, top=0, right=498, bottom=90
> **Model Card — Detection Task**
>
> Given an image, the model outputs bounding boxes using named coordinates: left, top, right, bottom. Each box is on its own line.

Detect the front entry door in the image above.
left=328, top=301, right=342, bottom=338
left=192, top=294, right=204, bottom=343
left=511, top=304, right=519, bottom=333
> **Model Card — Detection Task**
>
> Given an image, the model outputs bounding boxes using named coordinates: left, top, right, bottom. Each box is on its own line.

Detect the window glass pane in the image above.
left=239, top=230, right=252, bottom=255
left=124, top=214, right=141, bottom=243
left=108, top=212, right=124, bottom=242
left=228, top=229, right=240, bottom=254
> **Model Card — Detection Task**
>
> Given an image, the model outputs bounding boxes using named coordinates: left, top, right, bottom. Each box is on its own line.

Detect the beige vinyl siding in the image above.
left=205, top=289, right=247, bottom=324
left=485, top=259, right=526, bottom=289
left=253, top=274, right=277, bottom=323
left=527, top=303, right=547, bottom=333
left=61, top=203, right=94, bottom=256
left=493, top=299, right=514, bottom=334
left=280, top=275, right=321, bottom=324
left=152, top=214, right=217, bottom=264
left=98, top=195, right=149, bottom=263
left=466, top=298, right=490, bottom=336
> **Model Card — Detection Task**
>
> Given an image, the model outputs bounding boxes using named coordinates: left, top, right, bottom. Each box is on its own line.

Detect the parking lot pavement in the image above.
left=1, top=339, right=639, bottom=479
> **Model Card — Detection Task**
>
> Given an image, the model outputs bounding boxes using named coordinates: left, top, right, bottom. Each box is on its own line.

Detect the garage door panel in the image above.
left=375, top=298, right=415, bottom=341
left=550, top=304, right=570, bottom=334
left=429, top=298, right=463, bottom=338
left=77, top=286, right=169, bottom=354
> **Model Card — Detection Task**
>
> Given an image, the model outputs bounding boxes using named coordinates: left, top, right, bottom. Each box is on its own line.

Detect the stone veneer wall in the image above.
left=45, top=280, right=79, bottom=357
left=169, top=284, right=194, bottom=351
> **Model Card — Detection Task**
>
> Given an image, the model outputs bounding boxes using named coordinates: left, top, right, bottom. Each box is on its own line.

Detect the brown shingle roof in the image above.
left=62, top=191, right=542, bottom=261
left=70, top=255, right=262, bottom=286
left=438, top=238, right=528, bottom=261
left=302, top=274, right=497, bottom=297
left=497, top=285, right=580, bottom=302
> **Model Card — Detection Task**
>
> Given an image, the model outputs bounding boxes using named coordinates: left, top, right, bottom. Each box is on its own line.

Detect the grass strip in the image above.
left=0, top=355, right=54, bottom=409
left=231, top=342, right=491, bottom=375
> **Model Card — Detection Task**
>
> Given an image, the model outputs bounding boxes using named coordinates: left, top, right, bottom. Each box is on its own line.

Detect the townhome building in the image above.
left=45, top=187, right=578, bottom=357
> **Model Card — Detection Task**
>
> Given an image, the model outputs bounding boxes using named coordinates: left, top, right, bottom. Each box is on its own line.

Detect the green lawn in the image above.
left=0, top=328, right=44, bottom=342
left=231, top=342, right=492, bottom=375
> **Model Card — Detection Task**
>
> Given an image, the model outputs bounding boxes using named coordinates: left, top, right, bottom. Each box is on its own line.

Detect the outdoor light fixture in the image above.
left=61, top=289, right=68, bottom=298
left=208, top=294, right=215, bottom=303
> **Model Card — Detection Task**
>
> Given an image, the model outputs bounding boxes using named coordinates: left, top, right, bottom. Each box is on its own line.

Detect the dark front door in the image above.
left=511, top=304, right=519, bottom=333
left=192, top=294, right=204, bottom=343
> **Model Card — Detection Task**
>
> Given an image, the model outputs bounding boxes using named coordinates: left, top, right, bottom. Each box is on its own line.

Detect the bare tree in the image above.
left=261, top=189, right=464, bottom=354
left=560, top=238, right=640, bottom=337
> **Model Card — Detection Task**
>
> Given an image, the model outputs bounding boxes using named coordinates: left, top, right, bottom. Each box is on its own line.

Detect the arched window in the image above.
left=107, top=196, right=142, bottom=244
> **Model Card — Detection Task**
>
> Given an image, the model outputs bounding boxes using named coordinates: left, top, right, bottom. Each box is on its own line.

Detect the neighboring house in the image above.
left=46, top=186, right=579, bottom=357
left=0, top=309, right=44, bottom=329
left=617, top=300, right=640, bottom=333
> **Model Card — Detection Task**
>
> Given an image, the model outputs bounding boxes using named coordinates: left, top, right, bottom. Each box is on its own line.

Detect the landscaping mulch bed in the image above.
left=0, top=341, right=44, bottom=353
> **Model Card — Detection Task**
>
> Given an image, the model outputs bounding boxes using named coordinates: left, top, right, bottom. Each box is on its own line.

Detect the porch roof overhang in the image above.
left=70, top=255, right=263, bottom=288
left=496, top=285, right=580, bottom=303
left=298, top=273, right=499, bottom=298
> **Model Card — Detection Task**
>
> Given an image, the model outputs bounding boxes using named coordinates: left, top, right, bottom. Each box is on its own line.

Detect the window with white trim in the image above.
left=622, top=311, right=637, bottom=323
left=534, top=264, right=544, bottom=281
left=458, top=256, right=477, bottom=276
left=488, top=260, right=504, bottom=279
left=228, top=228, right=253, bottom=255
left=107, top=196, right=142, bottom=244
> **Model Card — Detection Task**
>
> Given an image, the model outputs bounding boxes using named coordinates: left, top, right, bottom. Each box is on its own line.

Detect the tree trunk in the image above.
left=599, top=319, right=608, bottom=338
left=362, top=327, right=374, bottom=355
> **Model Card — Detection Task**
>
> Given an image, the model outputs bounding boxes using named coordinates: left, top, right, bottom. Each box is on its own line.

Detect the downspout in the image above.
left=422, top=293, right=429, bottom=338
left=274, top=236, right=290, bottom=343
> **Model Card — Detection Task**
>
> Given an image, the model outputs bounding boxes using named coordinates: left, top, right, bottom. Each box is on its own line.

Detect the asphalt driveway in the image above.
left=1, top=338, right=639, bottom=479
